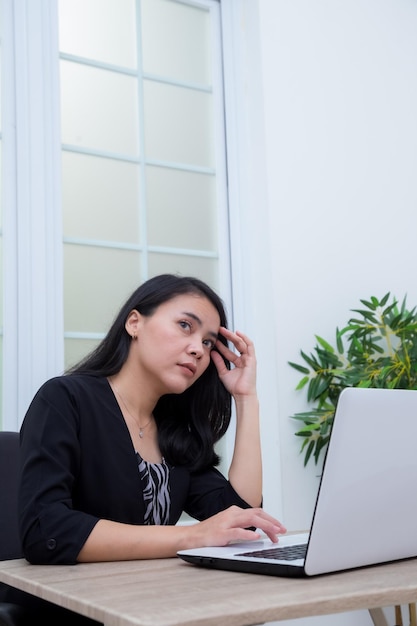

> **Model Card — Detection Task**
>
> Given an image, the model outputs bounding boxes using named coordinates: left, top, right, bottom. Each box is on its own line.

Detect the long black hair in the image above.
left=67, top=274, right=231, bottom=471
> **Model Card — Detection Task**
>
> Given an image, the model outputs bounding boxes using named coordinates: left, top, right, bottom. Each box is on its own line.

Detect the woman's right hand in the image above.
left=187, top=505, right=287, bottom=548
left=77, top=506, right=286, bottom=562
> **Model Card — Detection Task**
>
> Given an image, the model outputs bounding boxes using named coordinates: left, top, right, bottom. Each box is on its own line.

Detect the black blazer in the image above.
left=18, top=375, right=250, bottom=565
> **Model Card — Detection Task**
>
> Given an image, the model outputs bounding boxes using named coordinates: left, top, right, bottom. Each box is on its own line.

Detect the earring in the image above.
left=132, top=334, right=138, bottom=340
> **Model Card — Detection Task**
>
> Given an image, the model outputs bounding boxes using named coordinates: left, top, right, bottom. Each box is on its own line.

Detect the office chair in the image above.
left=0, top=431, right=29, bottom=626
left=0, top=431, right=102, bottom=626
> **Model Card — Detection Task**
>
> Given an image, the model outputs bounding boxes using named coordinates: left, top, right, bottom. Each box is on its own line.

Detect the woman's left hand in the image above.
left=211, top=328, right=257, bottom=398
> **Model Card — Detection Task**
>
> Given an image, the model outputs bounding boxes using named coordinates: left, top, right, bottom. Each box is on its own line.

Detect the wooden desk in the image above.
left=1, top=556, right=417, bottom=626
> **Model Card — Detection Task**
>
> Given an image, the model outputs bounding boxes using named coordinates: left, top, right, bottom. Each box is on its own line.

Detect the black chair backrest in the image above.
left=0, top=432, right=23, bottom=560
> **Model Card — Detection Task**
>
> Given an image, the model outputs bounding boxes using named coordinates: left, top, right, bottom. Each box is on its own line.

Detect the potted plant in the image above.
left=289, top=293, right=417, bottom=467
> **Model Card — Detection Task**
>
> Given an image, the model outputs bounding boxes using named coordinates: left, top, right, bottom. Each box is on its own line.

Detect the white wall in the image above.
left=235, top=1, right=417, bottom=624
left=258, top=0, right=417, bottom=531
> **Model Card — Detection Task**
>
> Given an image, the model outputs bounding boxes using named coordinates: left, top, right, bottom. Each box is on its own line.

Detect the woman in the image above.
left=19, top=274, right=286, bottom=565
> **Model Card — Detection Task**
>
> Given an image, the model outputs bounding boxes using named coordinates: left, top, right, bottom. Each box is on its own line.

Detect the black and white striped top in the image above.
left=136, top=452, right=171, bottom=525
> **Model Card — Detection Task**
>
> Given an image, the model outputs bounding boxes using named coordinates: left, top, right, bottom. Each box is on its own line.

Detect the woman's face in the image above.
left=127, top=293, right=221, bottom=396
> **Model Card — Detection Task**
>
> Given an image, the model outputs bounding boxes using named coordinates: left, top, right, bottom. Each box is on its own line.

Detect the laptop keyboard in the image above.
left=236, top=543, right=307, bottom=561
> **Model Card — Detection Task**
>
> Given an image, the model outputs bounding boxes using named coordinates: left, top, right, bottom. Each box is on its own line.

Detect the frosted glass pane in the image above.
left=60, top=60, right=139, bottom=156
left=146, top=166, right=217, bottom=250
left=0, top=237, right=3, bottom=325
left=0, top=147, right=2, bottom=230
left=62, top=152, right=140, bottom=243
left=141, top=0, right=211, bottom=85
left=149, top=253, right=218, bottom=291
left=65, top=338, right=101, bottom=371
left=0, top=337, right=3, bottom=430
left=59, top=0, right=137, bottom=69
left=0, top=45, right=2, bottom=124
left=144, top=81, right=214, bottom=167
left=64, top=244, right=142, bottom=332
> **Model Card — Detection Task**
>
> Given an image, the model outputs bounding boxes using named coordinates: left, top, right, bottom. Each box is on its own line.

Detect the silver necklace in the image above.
left=112, top=385, right=152, bottom=438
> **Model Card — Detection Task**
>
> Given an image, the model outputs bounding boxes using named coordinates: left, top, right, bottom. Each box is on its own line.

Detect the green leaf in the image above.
left=315, top=348, right=342, bottom=368
left=295, top=376, right=310, bottom=391
left=315, top=335, right=335, bottom=353
left=307, top=375, right=330, bottom=402
left=357, top=379, right=372, bottom=388
left=350, top=309, right=378, bottom=324
left=290, top=413, right=317, bottom=423
left=348, top=318, right=369, bottom=327
left=360, top=299, right=377, bottom=310
left=288, top=361, right=310, bottom=375
left=380, top=292, right=391, bottom=307
left=295, top=423, right=321, bottom=435
left=304, top=440, right=315, bottom=466
left=290, top=408, right=330, bottom=421
left=300, top=350, right=320, bottom=371
left=351, top=336, right=364, bottom=352
left=335, top=327, right=344, bottom=354
left=382, top=302, right=397, bottom=318
left=314, top=436, right=329, bottom=464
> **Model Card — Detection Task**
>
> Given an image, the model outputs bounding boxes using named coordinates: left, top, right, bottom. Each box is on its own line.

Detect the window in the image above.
left=0, top=0, right=233, bottom=429
left=58, top=0, right=230, bottom=369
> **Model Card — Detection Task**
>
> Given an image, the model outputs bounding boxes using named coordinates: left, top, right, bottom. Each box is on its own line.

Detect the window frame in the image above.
left=221, top=0, right=283, bottom=508
left=1, top=0, right=64, bottom=429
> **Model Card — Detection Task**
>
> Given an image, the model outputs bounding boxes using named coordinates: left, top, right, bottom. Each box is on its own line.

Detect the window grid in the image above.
left=61, top=0, right=224, bottom=346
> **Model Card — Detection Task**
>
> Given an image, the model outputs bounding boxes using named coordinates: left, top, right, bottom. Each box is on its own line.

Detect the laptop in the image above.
left=178, top=387, right=417, bottom=577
